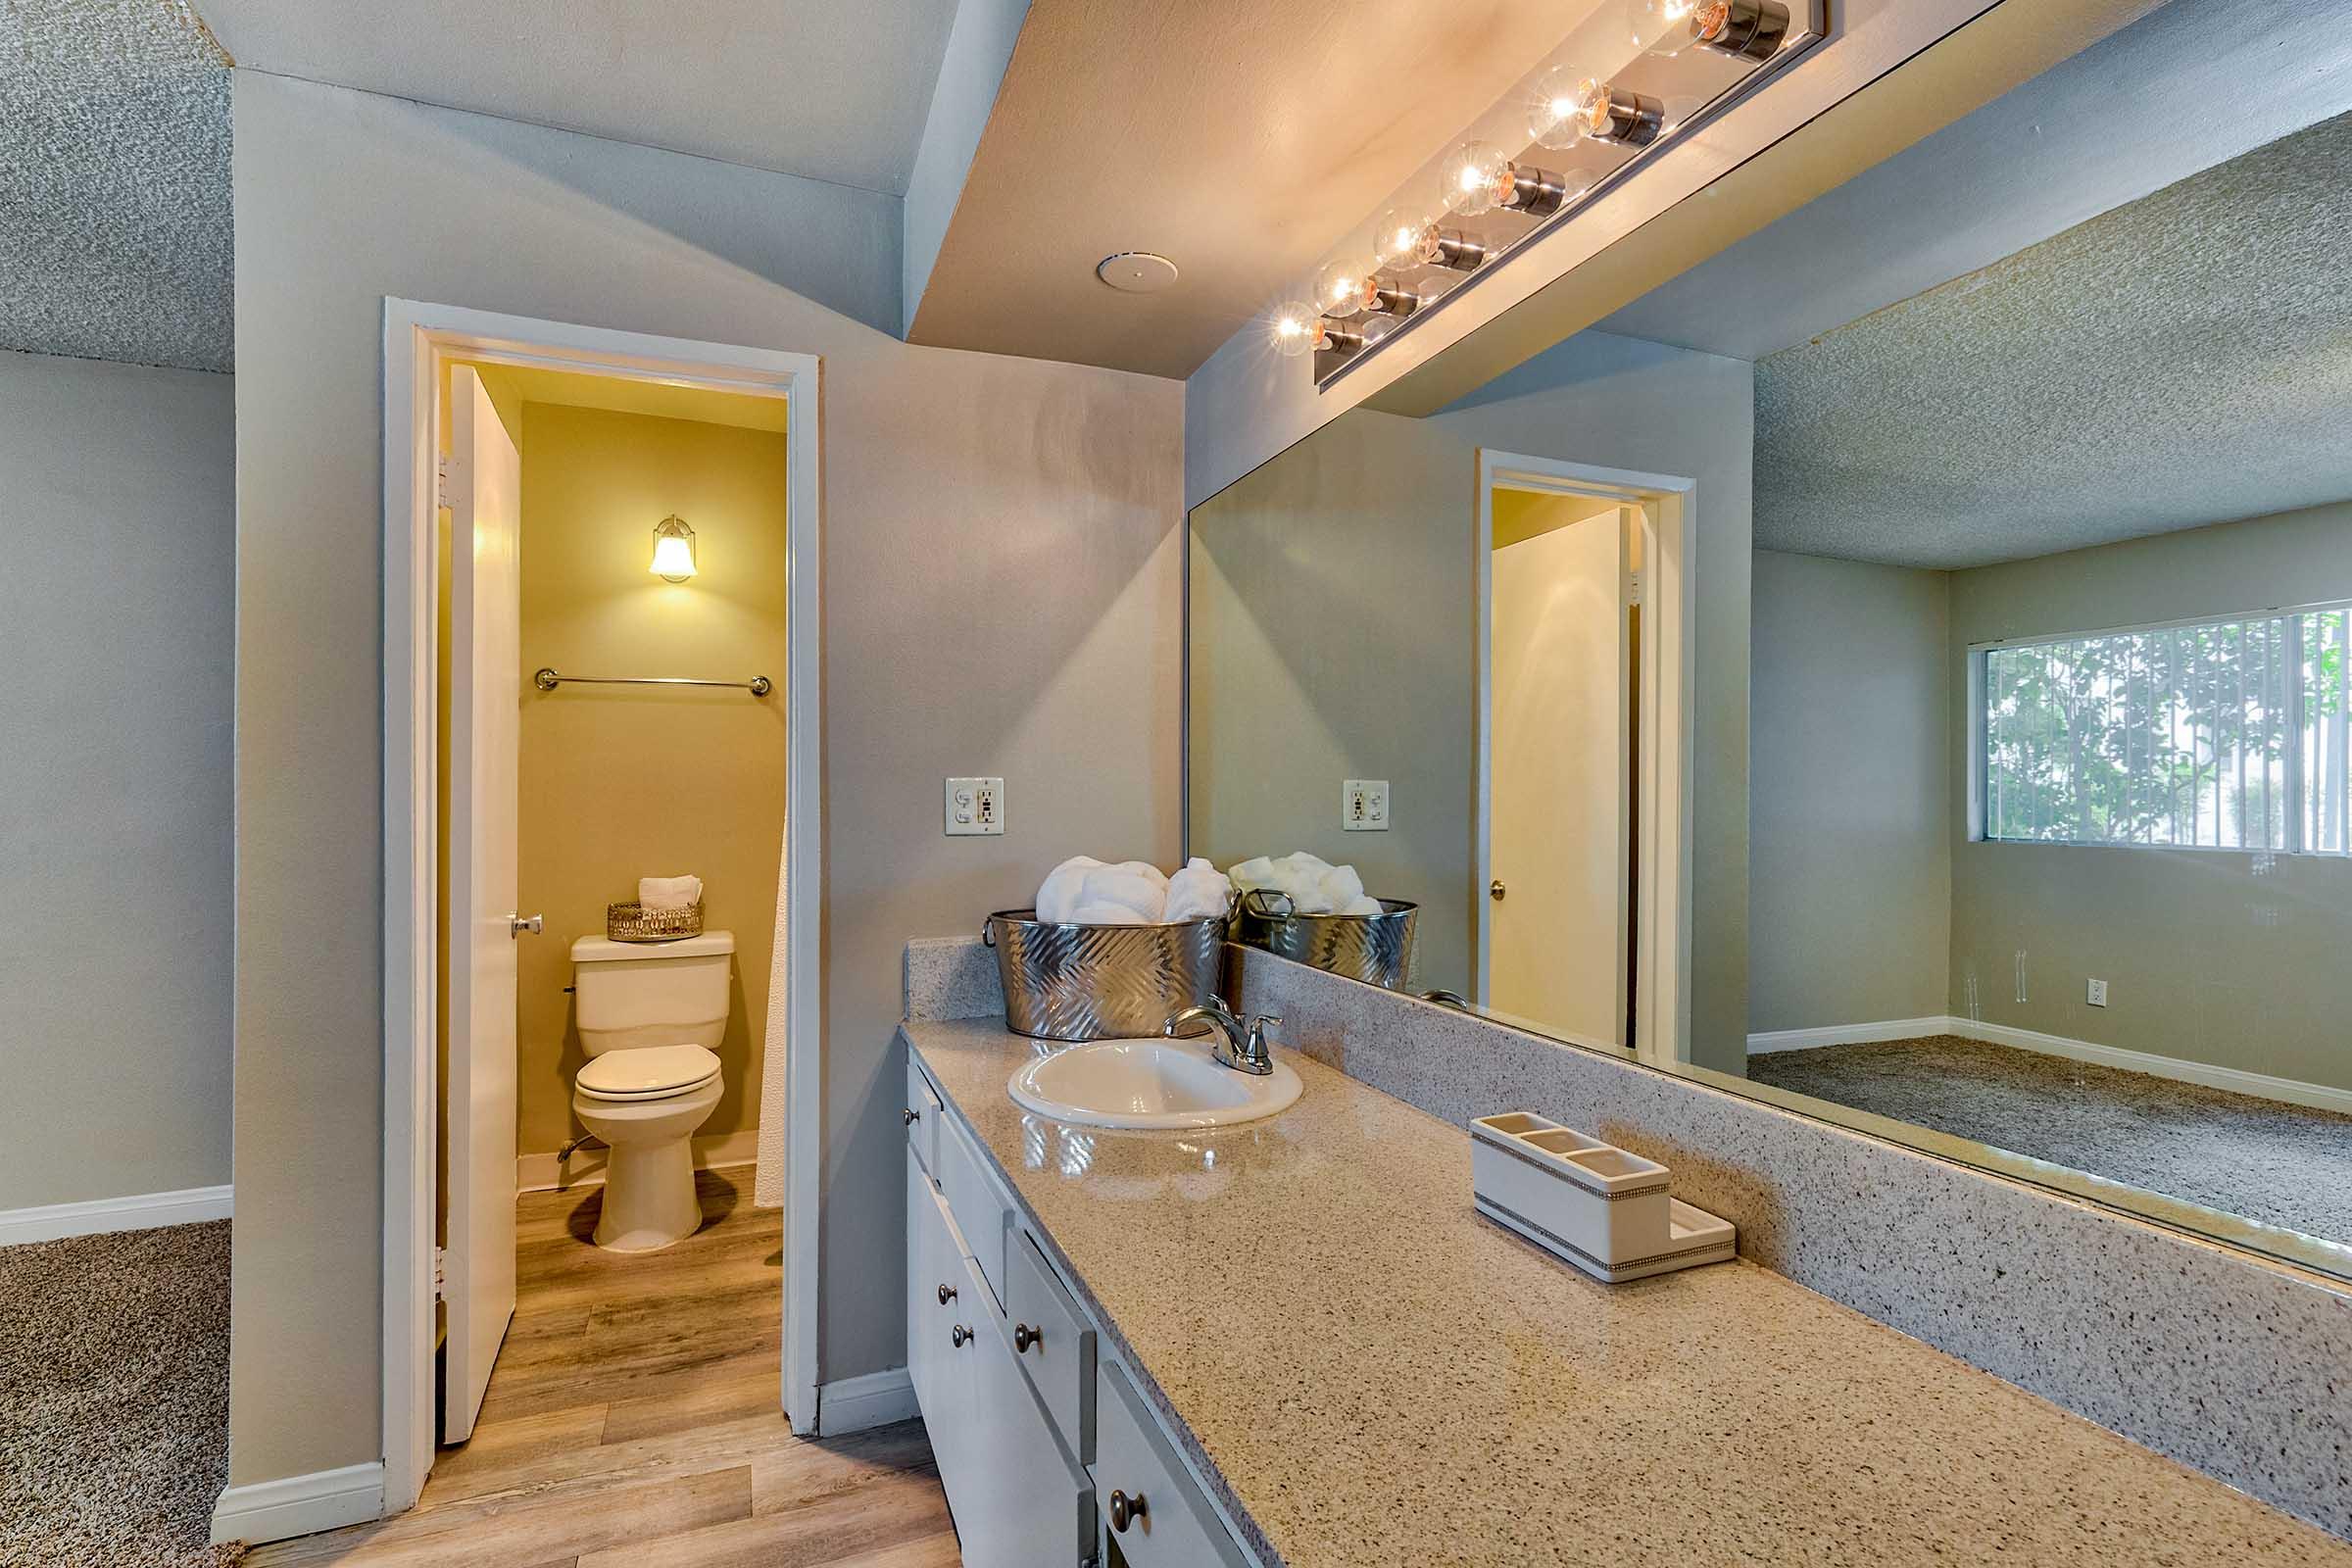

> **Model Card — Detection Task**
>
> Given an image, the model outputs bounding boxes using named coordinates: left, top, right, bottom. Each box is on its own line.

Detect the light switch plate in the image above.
left=945, top=777, right=1004, bottom=836
left=1343, top=779, right=1390, bottom=831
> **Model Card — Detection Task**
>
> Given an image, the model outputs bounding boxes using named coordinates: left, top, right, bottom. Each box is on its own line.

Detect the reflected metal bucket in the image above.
left=984, top=908, right=1226, bottom=1042
left=1233, top=891, right=1419, bottom=990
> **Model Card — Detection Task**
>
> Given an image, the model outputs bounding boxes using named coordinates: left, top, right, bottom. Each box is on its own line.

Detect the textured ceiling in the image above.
left=1753, top=110, right=2352, bottom=569
left=192, top=0, right=958, bottom=195
left=0, top=0, right=232, bottom=372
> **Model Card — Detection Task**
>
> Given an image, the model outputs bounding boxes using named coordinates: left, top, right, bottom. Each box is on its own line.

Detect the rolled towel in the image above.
left=1314, top=863, right=1365, bottom=914
left=639, top=874, right=703, bottom=911
left=1228, top=856, right=1278, bottom=894
left=1068, top=900, right=1149, bottom=925
left=1077, top=862, right=1168, bottom=922
left=1162, top=858, right=1233, bottom=923
left=1036, top=856, right=1103, bottom=924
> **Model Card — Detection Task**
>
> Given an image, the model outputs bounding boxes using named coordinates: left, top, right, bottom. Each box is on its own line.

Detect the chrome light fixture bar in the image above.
left=1274, top=0, right=1827, bottom=385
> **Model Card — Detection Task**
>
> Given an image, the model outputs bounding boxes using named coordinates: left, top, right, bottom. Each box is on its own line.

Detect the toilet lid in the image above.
left=576, top=1044, right=721, bottom=1101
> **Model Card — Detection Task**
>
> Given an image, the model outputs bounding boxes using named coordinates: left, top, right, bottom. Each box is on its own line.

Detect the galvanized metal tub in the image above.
left=983, top=908, right=1226, bottom=1043
left=1233, top=892, right=1419, bottom=990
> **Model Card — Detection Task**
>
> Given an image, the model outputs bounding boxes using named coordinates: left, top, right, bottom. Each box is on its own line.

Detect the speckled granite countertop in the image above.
left=905, top=1017, right=2352, bottom=1567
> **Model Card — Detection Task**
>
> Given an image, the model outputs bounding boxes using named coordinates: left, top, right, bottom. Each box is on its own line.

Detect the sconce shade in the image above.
left=650, top=515, right=697, bottom=581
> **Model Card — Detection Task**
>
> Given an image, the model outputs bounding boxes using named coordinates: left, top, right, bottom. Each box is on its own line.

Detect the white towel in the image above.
left=1068, top=901, right=1149, bottom=925
left=1162, top=858, right=1233, bottom=923
left=1341, top=895, right=1385, bottom=915
left=1224, top=852, right=1376, bottom=916
left=1036, top=856, right=1103, bottom=924
left=1076, top=861, right=1167, bottom=922
left=640, top=874, right=703, bottom=911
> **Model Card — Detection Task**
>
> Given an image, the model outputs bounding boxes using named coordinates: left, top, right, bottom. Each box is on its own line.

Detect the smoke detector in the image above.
left=1096, top=252, right=1180, bottom=293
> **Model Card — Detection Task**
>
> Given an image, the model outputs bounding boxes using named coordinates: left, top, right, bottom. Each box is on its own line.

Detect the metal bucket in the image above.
left=983, top=908, right=1225, bottom=1042
left=1233, top=891, right=1419, bottom=990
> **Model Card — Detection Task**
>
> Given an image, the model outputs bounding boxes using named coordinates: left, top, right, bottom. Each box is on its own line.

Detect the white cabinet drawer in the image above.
left=935, top=1105, right=1009, bottom=1309
left=906, top=1152, right=968, bottom=1490
left=905, top=1054, right=941, bottom=1175
left=1095, top=1356, right=1250, bottom=1568
left=1005, top=1230, right=1096, bottom=1466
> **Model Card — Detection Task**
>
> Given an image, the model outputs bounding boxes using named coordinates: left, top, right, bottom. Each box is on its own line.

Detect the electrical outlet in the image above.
left=1343, top=779, right=1390, bottom=832
left=945, top=777, right=1004, bottom=836
left=2086, top=978, right=2108, bottom=1007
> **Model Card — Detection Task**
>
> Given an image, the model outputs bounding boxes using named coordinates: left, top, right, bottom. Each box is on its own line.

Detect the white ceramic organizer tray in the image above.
left=1471, top=1112, right=1737, bottom=1283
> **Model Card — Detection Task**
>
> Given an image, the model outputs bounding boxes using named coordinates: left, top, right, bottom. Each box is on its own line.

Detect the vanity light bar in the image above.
left=1279, top=0, right=1820, bottom=385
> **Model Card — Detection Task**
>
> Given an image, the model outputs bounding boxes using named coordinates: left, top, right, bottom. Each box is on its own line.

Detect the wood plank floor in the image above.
left=250, top=1168, right=959, bottom=1568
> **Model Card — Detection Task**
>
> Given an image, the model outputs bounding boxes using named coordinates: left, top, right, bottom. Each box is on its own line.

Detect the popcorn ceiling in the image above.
left=0, top=0, right=232, bottom=372
left=1753, top=110, right=2352, bottom=569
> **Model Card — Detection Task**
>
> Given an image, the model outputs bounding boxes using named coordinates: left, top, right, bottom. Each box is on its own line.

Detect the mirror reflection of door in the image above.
left=1484, top=486, right=1638, bottom=1050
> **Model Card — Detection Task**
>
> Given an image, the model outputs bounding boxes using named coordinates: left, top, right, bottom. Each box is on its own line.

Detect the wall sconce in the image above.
left=649, top=514, right=697, bottom=582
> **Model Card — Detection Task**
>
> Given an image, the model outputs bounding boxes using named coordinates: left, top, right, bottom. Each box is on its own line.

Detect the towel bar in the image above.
left=533, top=666, right=771, bottom=697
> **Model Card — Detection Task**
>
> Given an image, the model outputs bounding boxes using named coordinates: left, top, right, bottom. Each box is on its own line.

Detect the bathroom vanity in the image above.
left=900, top=1005, right=2352, bottom=1567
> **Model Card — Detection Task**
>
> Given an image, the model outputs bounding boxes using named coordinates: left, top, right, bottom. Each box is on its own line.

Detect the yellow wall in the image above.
left=515, top=402, right=791, bottom=1159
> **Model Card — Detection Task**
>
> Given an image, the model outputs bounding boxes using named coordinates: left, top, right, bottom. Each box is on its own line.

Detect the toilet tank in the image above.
left=570, top=930, right=735, bottom=1055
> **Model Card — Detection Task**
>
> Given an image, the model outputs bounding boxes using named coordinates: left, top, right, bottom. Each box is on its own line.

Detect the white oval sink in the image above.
left=1007, top=1038, right=1302, bottom=1130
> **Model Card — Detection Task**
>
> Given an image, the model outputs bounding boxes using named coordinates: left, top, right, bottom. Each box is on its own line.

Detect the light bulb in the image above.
left=1315, top=254, right=1375, bottom=317
left=1437, top=140, right=1510, bottom=217
left=1269, top=300, right=1319, bottom=358
left=1528, top=65, right=1590, bottom=150
left=1689, top=0, right=1791, bottom=60
left=1375, top=207, right=1440, bottom=269
left=649, top=515, right=696, bottom=582
left=1625, top=0, right=1697, bottom=53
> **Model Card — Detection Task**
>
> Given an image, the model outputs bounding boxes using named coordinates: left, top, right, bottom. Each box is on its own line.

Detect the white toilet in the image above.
left=569, top=929, right=734, bottom=1252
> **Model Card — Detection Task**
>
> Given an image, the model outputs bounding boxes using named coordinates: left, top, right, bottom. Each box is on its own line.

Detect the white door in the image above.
left=1486, top=505, right=1631, bottom=1048
left=444, top=367, right=522, bottom=1443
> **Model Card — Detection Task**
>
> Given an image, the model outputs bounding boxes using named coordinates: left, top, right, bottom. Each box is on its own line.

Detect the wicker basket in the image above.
left=607, top=901, right=706, bottom=942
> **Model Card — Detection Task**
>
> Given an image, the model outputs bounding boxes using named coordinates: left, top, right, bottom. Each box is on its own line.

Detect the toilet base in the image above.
left=571, top=1075, right=724, bottom=1254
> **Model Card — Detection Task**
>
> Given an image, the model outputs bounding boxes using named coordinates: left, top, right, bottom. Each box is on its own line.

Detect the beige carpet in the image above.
left=1748, top=1035, right=2352, bottom=1244
left=0, top=1220, right=244, bottom=1567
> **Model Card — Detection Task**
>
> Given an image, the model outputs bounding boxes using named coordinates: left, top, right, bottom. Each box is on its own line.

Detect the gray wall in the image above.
left=1188, top=330, right=1753, bottom=1072
left=0, top=351, right=234, bottom=1210
left=1748, top=550, right=1951, bottom=1033
left=1945, top=502, right=2352, bottom=1090
left=1189, top=410, right=1472, bottom=992
left=229, top=71, right=1182, bottom=1490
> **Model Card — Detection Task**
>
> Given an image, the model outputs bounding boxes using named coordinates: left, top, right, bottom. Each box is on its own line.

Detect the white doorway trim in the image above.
left=379, top=300, right=823, bottom=1517
left=1473, top=449, right=1694, bottom=1070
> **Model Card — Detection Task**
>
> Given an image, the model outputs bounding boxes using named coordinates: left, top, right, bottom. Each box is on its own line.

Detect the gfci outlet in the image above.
left=1344, top=779, right=1390, bottom=832
left=2086, top=978, right=2109, bottom=1007
left=945, top=777, right=1004, bottom=836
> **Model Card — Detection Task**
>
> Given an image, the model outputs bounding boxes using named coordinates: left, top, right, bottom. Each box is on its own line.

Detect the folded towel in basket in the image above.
left=640, top=874, right=704, bottom=911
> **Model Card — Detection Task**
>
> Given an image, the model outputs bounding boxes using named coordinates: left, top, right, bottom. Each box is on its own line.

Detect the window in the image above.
left=1978, top=605, right=2352, bottom=854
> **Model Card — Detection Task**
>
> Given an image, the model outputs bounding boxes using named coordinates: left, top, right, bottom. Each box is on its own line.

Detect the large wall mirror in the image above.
left=1187, top=0, right=2352, bottom=1281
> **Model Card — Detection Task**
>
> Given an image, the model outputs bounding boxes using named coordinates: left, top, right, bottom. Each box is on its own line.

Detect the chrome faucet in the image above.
left=1163, top=997, right=1281, bottom=1076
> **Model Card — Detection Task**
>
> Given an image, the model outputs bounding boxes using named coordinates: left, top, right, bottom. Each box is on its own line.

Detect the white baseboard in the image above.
left=1749, top=1015, right=2352, bottom=1115
left=0, top=1184, right=233, bottom=1248
left=817, top=1367, right=917, bottom=1435
left=516, top=1127, right=763, bottom=1194
left=1745, top=1017, right=1954, bottom=1054
left=211, top=1460, right=385, bottom=1546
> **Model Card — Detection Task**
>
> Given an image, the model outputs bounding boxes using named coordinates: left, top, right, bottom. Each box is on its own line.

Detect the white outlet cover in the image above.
left=2086, top=978, right=2108, bottom=1006
left=945, top=777, right=1004, bottom=836
left=1343, top=779, right=1390, bottom=832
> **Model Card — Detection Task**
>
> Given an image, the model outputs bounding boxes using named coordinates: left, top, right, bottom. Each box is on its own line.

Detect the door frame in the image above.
left=1474, top=449, right=1693, bottom=1070
left=381, top=299, right=824, bottom=1515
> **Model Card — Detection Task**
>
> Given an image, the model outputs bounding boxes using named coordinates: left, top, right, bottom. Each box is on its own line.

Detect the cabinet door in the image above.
left=959, top=1278, right=1095, bottom=1568
left=907, top=1153, right=971, bottom=1489
left=1096, top=1356, right=1250, bottom=1568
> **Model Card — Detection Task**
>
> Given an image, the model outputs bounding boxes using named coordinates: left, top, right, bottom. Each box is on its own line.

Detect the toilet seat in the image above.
left=576, top=1044, right=721, bottom=1102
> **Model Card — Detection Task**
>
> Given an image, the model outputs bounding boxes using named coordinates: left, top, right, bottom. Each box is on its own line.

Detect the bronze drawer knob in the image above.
left=936, top=1283, right=956, bottom=1305
left=951, top=1324, right=972, bottom=1348
left=1013, top=1322, right=1041, bottom=1353
left=903, top=1107, right=920, bottom=1125
left=1108, top=1490, right=1147, bottom=1533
